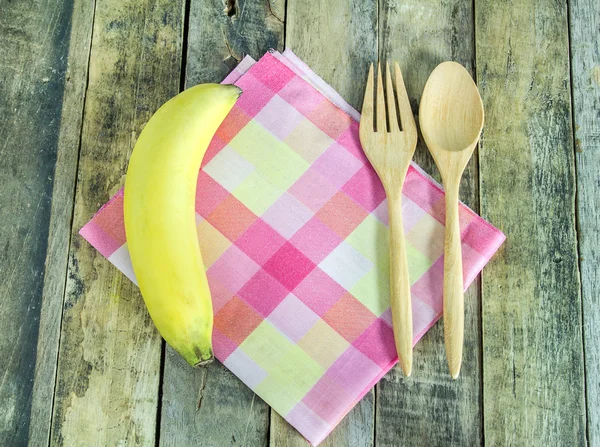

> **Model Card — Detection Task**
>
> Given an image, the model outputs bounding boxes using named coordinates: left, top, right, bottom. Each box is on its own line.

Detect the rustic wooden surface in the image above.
left=27, top=0, right=95, bottom=444
left=476, top=0, right=586, bottom=445
left=0, top=0, right=74, bottom=445
left=0, top=0, right=594, bottom=445
left=570, top=0, right=600, bottom=444
left=49, top=0, right=184, bottom=444
left=376, top=1, right=484, bottom=445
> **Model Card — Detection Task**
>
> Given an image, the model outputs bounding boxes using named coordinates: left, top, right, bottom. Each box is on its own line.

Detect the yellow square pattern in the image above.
left=242, top=320, right=325, bottom=415
left=229, top=120, right=309, bottom=190
left=298, top=319, right=350, bottom=369
left=232, top=171, right=283, bottom=215
left=196, top=219, right=231, bottom=268
left=345, top=214, right=389, bottom=270
left=254, top=376, right=298, bottom=416
left=350, top=267, right=390, bottom=316
left=405, top=242, right=434, bottom=284
left=284, top=118, right=334, bottom=163
left=406, top=213, right=445, bottom=262
left=240, top=320, right=292, bottom=372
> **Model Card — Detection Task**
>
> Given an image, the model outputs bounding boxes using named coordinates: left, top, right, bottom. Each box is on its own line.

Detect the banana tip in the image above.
left=231, top=85, right=243, bottom=98
left=194, top=357, right=214, bottom=368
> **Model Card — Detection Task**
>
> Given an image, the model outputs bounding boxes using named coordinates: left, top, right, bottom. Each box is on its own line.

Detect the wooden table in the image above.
left=1, top=0, right=597, bottom=445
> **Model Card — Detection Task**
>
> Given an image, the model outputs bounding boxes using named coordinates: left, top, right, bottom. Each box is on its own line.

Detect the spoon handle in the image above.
left=387, top=190, right=413, bottom=377
left=443, top=180, right=464, bottom=379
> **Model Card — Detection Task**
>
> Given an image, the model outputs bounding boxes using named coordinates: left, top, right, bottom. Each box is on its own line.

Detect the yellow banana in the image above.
left=124, top=83, right=242, bottom=367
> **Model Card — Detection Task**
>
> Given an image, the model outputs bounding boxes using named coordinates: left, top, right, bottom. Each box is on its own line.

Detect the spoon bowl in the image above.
left=420, top=61, right=484, bottom=156
left=419, top=61, right=484, bottom=378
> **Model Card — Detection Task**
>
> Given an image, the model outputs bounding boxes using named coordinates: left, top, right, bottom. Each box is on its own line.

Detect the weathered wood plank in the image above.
left=286, top=0, right=378, bottom=110
left=160, top=347, right=270, bottom=447
left=569, top=0, right=600, bottom=444
left=476, top=0, right=586, bottom=445
left=269, top=393, right=374, bottom=447
left=269, top=1, right=378, bottom=444
left=28, top=0, right=96, bottom=444
left=376, top=1, right=482, bottom=446
left=0, top=0, right=74, bottom=444
left=185, top=0, right=285, bottom=87
left=159, top=1, right=284, bottom=445
left=49, top=0, right=185, bottom=444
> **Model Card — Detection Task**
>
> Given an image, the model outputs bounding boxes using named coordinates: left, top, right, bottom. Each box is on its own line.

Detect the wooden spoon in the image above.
left=418, top=62, right=484, bottom=379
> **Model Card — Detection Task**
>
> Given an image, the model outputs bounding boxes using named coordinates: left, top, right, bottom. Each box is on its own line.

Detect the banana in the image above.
left=124, top=83, right=242, bottom=367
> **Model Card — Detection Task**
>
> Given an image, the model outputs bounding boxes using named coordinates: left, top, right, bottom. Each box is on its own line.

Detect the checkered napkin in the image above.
left=80, top=50, right=505, bottom=445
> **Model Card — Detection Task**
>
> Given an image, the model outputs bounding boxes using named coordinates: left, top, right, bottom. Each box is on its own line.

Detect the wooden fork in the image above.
left=359, top=62, right=418, bottom=377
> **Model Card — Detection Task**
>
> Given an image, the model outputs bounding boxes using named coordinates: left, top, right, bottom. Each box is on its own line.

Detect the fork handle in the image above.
left=387, top=190, right=413, bottom=377
left=443, top=180, right=464, bottom=379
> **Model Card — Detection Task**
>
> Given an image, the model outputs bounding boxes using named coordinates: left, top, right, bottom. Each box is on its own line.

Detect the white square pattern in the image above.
left=108, top=243, right=137, bottom=285
left=318, top=241, right=373, bottom=290
left=261, top=192, right=314, bottom=239
left=203, top=145, right=255, bottom=192
left=224, top=348, right=269, bottom=388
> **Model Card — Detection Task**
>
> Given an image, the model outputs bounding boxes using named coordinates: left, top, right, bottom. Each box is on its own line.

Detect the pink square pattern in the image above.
left=79, top=50, right=505, bottom=446
left=288, top=167, right=338, bottom=213
left=206, top=245, right=260, bottom=294
left=342, top=164, right=387, bottom=212
left=238, top=269, right=289, bottom=317
left=262, top=192, right=313, bottom=239
left=263, top=242, right=316, bottom=290
left=254, top=95, right=305, bottom=140
left=289, top=217, right=343, bottom=265
left=312, top=142, right=363, bottom=189
left=302, top=375, right=355, bottom=424
left=293, top=267, right=347, bottom=316
left=235, top=73, right=276, bottom=117
left=352, top=318, right=397, bottom=368
left=235, top=219, right=287, bottom=266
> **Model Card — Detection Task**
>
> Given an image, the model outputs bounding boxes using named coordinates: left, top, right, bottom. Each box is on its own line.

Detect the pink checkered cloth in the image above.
left=80, top=50, right=505, bottom=445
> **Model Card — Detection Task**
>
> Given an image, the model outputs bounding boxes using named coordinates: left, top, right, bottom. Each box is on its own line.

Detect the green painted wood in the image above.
left=27, top=0, right=96, bottom=445
left=270, top=0, right=378, bottom=444
left=569, top=0, right=600, bottom=444
left=476, top=0, right=586, bottom=445
left=0, top=0, right=74, bottom=444
left=375, top=1, right=483, bottom=446
left=49, top=0, right=185, bottom=444
left=159, top=1, right=283, bottom=445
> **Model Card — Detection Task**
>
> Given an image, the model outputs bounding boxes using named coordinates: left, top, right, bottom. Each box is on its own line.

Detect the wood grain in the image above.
left=476, top=0, right=586, bottom=445
left=159, top=1, right=283, bottom=445
left=271, top=0, right=378, bottom=443
left=49, top=0, right=184, bottom=444
left=569, top=0, right=600, bottom=444
left=27, top=0, right=96, bottom=444
left=286, top=0, right=378, bottom=110
left=376, top=1, right=483, bottom=445
left=269, top=392, right=374, bottom=447
left=160, top=347, right=270, bottom=447
left=0, top=0, right=74, bottom=444
left=185, top=0, right=285, bottom=88
left=0, top=1, right=594, bottom=446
